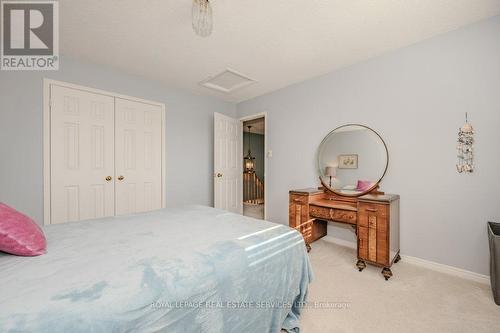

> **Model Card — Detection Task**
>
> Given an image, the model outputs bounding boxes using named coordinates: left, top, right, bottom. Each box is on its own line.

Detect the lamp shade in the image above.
left=325, top=166, right=336, bottom=177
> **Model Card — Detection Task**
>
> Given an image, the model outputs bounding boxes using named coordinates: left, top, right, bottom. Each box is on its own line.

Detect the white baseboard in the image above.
left=400, top=254, right=490, bottom=285
left=321, top=236, right=490, bottom=285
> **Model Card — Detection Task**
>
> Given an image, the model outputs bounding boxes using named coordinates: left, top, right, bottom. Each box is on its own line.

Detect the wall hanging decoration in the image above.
left=456, top=113, right=474, bottom=173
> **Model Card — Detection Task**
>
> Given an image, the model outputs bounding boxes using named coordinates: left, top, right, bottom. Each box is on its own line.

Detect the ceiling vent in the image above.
left=200, top=69, right=255, bottom=93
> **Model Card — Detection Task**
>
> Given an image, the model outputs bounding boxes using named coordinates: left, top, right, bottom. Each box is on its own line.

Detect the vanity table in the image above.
left=290, top=188, right=400, bottom=280
left=291, top=124, right=400, bottom=280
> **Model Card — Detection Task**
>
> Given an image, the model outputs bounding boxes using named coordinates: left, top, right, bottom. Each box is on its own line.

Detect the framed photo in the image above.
left=338, top=154, right=358, bottom=169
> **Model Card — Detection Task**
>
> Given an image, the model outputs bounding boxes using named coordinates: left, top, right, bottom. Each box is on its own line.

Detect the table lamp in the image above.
left=325, top=166, right=336, bottom=187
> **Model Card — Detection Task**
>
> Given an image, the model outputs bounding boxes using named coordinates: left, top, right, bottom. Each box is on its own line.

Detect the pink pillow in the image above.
left=356, top=180, right=375, bottom=192
left=0, top=203, right=46, bottom=256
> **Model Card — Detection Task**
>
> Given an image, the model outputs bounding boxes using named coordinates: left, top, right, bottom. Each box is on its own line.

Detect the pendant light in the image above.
left=244, top=126, right=255, bottom=173
left=192, top=0, right=213, bottom=37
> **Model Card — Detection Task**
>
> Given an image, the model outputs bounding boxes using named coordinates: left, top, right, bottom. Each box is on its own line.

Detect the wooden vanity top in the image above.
left=289, top=188, right=399, bottom=203
left=289, top=188, right=324, bottom=195
left=358, top=193, right=400, bottom=203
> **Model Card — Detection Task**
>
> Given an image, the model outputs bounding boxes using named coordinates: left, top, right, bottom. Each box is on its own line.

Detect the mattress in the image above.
left=0, top=206, right=312, bottom=333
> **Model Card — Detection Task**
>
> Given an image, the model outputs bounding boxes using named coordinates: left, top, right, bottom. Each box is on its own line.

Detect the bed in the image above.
left=0, top=206, right=312, bottom=333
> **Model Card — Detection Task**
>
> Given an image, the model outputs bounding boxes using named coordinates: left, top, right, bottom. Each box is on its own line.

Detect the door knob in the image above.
left=216, top=173, right=223, bottom=178
left=105, top=176, right=112, bottom=181
left=118, top=175, right=125, bottom=181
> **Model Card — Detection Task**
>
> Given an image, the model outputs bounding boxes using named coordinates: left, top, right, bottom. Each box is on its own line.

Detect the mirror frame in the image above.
left=317, top=124, right=389, bottom=197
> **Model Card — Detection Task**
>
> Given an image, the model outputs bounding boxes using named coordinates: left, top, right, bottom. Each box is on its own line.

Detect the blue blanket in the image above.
left=0, top=206, right=312, bottom=333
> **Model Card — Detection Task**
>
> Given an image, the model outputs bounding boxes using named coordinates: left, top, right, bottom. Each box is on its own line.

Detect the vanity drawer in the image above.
left=309, top=205, right=357, bottom=225
left=289, top=195, right=309, bottom=228
left=358, top=202, right=388, bottom=216
left=358, top=202, right=388, bottom=227
left=332, top=210, right=357, bottom=224
left=309, top=205, right=330, bottom=220
left=290, top=194, right=308, bottom=205
left=295, top=219, right=314, bottom=243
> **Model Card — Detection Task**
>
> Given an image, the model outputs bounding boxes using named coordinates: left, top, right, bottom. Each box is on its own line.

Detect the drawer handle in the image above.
left=365, top=208, right=378, bottom=212
left=293, top=199, right=302, bottom=203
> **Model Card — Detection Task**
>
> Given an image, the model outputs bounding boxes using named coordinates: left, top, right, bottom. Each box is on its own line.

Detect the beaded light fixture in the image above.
left=456, top=113, right=474, bottom=173
left=192, top=0, right=213, bottom=37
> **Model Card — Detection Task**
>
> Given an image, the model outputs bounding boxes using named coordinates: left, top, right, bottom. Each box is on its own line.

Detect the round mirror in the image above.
left=317, top=124, right=388, bottom=197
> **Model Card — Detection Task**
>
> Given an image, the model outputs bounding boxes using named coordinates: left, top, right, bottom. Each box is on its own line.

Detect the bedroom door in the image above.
left=50, top=85, right=115, bottom=224
left=214, top=112, right=243, bottom=214
left=115, top=98, right=163, bottom=215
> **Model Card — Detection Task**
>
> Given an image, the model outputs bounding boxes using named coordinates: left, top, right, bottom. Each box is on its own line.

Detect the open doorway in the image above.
left=242, top=116, right=265, bottom=219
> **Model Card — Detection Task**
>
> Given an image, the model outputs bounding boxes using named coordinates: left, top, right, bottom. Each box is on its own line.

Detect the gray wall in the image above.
left=243, top=132, right=265, bottom=181
left=0, top=56, right=236, bottom=225
left=237, top=16, right=500, bottom=275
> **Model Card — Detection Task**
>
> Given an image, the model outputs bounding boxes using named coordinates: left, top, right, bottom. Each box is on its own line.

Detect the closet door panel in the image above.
left=115, top=98, right=163, bottom=215
left=50, top=86, right=115, bottom=224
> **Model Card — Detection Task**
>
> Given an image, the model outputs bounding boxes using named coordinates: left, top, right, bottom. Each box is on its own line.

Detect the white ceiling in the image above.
left=60, top=1, right=500, bottom=103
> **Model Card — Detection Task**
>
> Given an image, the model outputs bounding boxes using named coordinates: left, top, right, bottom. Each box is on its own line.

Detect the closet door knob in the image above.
left=118, top=175, right=125, bottom=181
left=105, top=176, right=112, bottom=181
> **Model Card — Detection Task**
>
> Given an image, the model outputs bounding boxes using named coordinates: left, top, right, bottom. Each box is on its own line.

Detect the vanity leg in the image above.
left=305, top=243, right=311, bottom=253
left=351, top=225, right=357, bottom=235
left=394, top=253, right=401, bottom=263
left=356, top=260, right=366, bottom=272
left=382, top=267, right=393, bottom=281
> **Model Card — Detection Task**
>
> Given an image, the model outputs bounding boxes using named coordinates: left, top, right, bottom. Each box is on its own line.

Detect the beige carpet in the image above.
left=299, top=240, right=500, bottom=333
left=243, top=203, right=264, bottom=219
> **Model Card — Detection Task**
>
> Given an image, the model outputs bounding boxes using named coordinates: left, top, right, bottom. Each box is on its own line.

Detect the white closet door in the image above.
left=214, top=112, right=243, bottom=214
left=115, top=98, right=163, bottom=215
left=50, top=86, right=115, bottom=224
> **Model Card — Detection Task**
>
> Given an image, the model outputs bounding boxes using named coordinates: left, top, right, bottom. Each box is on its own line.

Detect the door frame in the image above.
left=43, top=78, right=166, bottom=225
left=239, top=112, right=267, bottom=220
